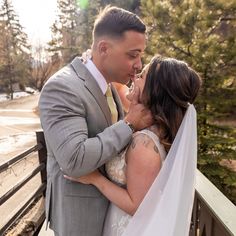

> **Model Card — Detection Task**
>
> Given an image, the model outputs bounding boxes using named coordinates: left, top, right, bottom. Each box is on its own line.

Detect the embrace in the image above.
left=39, top=6, right=201, bottom=236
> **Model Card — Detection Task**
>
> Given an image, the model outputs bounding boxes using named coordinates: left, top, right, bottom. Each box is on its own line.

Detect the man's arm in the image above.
left=39, top=77, right=133, bottom=177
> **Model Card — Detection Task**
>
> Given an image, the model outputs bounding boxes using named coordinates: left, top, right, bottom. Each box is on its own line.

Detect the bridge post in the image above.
left=36, top=131, right=47, bottom=197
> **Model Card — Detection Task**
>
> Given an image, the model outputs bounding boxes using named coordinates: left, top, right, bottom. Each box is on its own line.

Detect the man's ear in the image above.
left=97, top=40, right=110, bottom=56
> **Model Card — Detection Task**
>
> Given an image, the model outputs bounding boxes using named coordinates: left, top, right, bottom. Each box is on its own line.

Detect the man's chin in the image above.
left=115, top=76, right=132, bottom=86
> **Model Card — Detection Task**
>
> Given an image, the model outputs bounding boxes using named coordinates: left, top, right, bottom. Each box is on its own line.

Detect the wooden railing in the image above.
left=0, top=131, right=236, bottom=236
left=189, top=170, right=236, bottom=236
left=0, top=131, right=47, bottom=235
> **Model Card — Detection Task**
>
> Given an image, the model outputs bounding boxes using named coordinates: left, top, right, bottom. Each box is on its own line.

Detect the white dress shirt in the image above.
left=84, top=59, right=108, bottom=95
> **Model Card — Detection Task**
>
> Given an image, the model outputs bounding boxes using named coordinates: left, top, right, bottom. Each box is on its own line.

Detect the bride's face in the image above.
left=126, top=64, right=149, bottom=103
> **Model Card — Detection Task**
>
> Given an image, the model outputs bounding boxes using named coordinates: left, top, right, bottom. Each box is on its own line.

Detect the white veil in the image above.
left=122, top=104, right=197, bottom=236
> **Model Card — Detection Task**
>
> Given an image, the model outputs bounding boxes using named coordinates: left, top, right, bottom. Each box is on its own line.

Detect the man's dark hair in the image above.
left=93, top=6, right=146, bottom=40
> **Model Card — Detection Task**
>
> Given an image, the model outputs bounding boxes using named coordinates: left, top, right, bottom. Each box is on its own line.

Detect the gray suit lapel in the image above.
left=70, top=57, right=112, bottom=125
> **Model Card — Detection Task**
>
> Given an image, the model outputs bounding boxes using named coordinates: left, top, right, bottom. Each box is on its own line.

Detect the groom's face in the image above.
left=102, top=30, right=146, bottom=85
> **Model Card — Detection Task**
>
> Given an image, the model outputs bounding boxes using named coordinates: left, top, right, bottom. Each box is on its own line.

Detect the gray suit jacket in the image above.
left=39, top=57, right=132, bottom=236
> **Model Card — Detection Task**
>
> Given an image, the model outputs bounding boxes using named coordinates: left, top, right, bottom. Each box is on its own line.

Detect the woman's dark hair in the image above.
left=142, top=56, right=201, bottom=151
left=93, top=6, right=146, bottom=40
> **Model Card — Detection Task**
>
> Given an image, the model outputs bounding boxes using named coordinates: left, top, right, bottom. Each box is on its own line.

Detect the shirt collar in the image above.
left=84, top=59, right=108, bottom=95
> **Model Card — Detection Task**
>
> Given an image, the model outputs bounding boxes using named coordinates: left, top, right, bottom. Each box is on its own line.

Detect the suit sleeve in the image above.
left=39, top=75, right=132, bottom=177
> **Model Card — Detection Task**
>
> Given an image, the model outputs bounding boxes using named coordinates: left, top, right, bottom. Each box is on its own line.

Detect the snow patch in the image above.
left=0, top=133, right=36, bottom=154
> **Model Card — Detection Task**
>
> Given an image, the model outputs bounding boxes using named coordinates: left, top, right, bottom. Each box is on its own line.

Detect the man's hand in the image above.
left=124, top=85, right=153, bottom=131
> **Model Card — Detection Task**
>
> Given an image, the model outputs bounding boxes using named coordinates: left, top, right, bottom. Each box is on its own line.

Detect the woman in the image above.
left=65, top=55, right=201, bottom=235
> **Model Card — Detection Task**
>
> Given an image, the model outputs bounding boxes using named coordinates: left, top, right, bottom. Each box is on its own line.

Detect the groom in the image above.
left=39, top=6, right=151, bottom=236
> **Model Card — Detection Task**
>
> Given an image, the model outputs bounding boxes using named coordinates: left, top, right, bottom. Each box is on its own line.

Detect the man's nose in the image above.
left=133, top=57, right=142, bottom=71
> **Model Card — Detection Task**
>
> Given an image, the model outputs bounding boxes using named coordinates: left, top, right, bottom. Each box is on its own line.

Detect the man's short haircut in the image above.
left=93, top=6, right=146, bottom=40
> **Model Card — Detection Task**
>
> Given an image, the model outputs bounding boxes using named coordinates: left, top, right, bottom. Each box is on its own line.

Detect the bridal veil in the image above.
left=122, top=104, right=197, bottom=236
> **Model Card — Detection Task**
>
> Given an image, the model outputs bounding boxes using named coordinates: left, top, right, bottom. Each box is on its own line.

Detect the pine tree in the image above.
left=48, top=0, right=79, bottom=64
left=76, top=0, right=102, bottom=53
left=0, top=0, right=31, bottom=99
left=141, top=0, right=236, bottom=203
left=48, top=0, right=102, bottom=65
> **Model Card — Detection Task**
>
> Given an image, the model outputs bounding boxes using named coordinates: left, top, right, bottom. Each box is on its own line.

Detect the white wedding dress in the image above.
left=103, top=129, right=167, bottom=236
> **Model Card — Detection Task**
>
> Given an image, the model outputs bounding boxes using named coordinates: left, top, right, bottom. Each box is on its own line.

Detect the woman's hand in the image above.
left=64, top=169, right=101, bottom=185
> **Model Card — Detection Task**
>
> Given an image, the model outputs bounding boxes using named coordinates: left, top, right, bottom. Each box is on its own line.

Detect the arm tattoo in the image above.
left=131, top=133, right=160, bottom=155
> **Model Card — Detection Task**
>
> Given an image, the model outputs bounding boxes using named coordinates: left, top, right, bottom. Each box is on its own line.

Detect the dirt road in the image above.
left=0, top=94, right=41, bottom=137
left=0, top=94, right=41, bottom=163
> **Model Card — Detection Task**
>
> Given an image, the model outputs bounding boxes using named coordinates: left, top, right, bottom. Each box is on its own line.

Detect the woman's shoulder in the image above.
left=126, top=130, right=163, bottom=173
left=133, top=126, right=160, bottom=145
left=132, top=127, right=166, bottom=162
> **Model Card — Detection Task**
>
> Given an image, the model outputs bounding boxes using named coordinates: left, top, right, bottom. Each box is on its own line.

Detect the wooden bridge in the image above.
left=0, top=131, right=236, bottom=236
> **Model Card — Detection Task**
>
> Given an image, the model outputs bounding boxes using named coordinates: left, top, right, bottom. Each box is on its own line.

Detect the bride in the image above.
left=65, top=55, right=201, bottom=236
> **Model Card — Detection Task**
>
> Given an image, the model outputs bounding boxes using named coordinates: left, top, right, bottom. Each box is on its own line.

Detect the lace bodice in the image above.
left=105, top=146, right=127, bottom=185
left=105, top=129, right=166, bottom=186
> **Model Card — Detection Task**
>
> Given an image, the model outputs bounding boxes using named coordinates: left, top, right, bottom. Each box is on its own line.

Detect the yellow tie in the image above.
left=106, top=85, right=118, bottom=124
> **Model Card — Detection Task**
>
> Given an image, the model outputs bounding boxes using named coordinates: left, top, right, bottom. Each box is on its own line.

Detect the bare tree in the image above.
left=31, top=44, right=61, bottom=91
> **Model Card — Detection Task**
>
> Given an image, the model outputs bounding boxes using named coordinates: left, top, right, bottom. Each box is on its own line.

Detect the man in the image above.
left=39, top=6, right=151, bottom=236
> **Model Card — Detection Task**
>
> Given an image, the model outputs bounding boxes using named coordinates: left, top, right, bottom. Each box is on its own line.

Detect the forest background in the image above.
left=0, top=0, right=235, bottom=204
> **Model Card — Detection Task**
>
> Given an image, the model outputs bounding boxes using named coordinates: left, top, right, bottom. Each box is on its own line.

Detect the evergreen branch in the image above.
left=171, top=43, right=192, bottom=57
left=220, top=17, right=236, bottom=21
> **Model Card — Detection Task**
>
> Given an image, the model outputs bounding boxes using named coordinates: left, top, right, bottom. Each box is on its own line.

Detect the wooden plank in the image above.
left=196, top=170, right=236, bottom=235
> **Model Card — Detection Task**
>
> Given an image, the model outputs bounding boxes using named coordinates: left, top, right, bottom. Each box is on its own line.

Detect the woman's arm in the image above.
left=65, top=133, right=162, bottom=215
left=125, top=133, right=162, bottom=214
left=101, top=133, right=162, bottom=215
